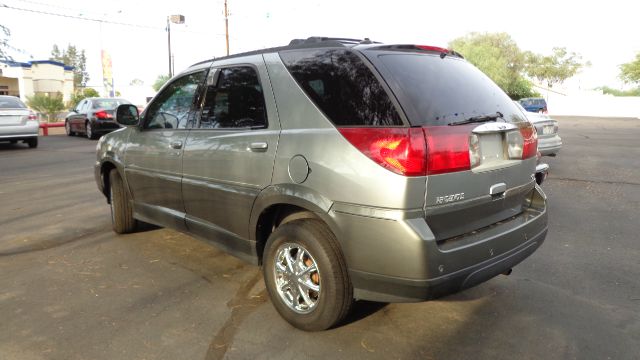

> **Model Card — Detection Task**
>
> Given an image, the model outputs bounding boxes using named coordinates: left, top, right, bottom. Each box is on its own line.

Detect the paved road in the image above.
left=1, top=118, right=639, bottom=360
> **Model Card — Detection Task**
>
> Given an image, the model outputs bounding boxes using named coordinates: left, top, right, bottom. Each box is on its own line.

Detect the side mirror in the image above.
left=116, top=104, right=140, bottom=126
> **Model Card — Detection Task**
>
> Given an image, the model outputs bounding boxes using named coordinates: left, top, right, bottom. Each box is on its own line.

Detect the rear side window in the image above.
left=279, top=49, right=402, bottom=127
left=198, top=66, right=267, bottom=129
left=0, top=97, right=26, bottom=109
left=369, top=52, right=526, bottom=126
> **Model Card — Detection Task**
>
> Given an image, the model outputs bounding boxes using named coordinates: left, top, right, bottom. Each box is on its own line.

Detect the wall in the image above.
left=542, top=89, right=640, bottom=119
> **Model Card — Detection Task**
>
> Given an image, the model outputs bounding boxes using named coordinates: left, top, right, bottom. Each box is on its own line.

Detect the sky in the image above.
left=1, top=0, right=638, bottom=95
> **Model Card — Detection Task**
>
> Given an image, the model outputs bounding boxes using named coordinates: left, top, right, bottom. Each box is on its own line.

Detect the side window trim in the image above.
left=193, top=63, right=269, bottom=131
left=141, top=69, right=208, bottom=131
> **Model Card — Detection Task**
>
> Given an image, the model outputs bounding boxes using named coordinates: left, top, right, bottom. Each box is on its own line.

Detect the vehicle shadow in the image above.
left=340, top=300, right=388, bottom=326
left=0, top=142, right=32, bottom=151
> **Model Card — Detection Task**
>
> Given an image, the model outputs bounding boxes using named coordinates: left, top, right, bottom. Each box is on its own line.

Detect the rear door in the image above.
left=123, top=69, right=207, bottom=230
left=364, top=49, right=537, bottom=241
left=181, top=55, right=280, bottom=243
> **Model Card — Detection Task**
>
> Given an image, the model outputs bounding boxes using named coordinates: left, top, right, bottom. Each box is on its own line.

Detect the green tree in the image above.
left=524, top=47, right=587, bottom=88
left=67, top=88, right=100, bottom=109
left=619, top=53, right=640, bottom=85
left=50, top=44, right=90, bottom=88
left=152, top=74, right=170, bottom=91
left=597, top=86, right=640, bottom=97
left=449, top=32, right=536, bottom=99
left=27, top=93, right=65, bottom=122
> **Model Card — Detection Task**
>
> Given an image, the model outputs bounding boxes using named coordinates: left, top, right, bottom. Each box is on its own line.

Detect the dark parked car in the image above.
left=95, top=37, right=548, bottom=331
left=519, top=97, right=548, bottom=113
left=65, top=97, right=132, bottom=139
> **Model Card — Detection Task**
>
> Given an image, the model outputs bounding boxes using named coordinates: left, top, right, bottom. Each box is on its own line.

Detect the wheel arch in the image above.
left=250, top=184, right=340, bottom=265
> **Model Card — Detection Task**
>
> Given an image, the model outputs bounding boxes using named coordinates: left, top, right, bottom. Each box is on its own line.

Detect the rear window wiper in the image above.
left=448, top=112, right=503, bottom=126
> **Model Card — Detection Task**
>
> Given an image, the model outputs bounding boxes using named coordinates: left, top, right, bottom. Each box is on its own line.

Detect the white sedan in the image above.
left=514, top=101, right=561, bottom=156
left=0, top=96, right=39, bottom=148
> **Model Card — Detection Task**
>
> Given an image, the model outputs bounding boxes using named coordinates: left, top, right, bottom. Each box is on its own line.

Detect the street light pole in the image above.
left=166, top=15, right=185, bottom=78
left=167, top=16, right=172, bottom=77
left=224, top=0, right=229, bottom=56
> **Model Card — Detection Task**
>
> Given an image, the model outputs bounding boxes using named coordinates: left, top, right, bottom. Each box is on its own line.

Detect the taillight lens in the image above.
left=95, top=110, right=112, bottom=119
left=27, top=112, right=37, bottom=121
left=338, top=128, right=427, bottom=176
left=423, top=125, right=473, bottom=175
left=338, top=125, right=475, bottom=176
left=507, top=123, right=538, bottom=160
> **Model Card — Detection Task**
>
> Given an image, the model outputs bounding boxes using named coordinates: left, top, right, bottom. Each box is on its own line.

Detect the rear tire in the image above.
left=109, top=170, right=137, bottom=234
left=263, top=219, right=353, bottom=331
left=27, top=138, right=38, bottom=148
left=86, top=121, right=96, bottom=140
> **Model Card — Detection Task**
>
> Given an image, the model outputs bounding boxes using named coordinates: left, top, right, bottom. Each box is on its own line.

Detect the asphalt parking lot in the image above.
left=1, top=116, right=639, bottom=360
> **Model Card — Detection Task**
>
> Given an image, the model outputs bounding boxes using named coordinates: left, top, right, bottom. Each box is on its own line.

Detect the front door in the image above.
left=181, top=56, right=280, bottom=254
left=124, top=69, right=207, bottom=230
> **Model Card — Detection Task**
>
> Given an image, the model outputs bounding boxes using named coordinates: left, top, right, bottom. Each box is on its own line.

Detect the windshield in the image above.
left=367, top=52, right=526, bottom=126
left=0, top=97, right=27, bottom=109
left=92, top=99, right=130, bottom=110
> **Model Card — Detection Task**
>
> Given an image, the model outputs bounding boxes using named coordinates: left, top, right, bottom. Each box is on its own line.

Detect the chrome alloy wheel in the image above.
left=273, top=243, right=321, bottom=314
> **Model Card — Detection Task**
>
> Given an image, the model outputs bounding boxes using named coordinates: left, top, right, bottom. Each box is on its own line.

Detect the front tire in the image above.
left=65, top=121, right=75, bottom=136
left=263, top=219, right=353, bottom=331
left=109, top=170, right=137, bottom=234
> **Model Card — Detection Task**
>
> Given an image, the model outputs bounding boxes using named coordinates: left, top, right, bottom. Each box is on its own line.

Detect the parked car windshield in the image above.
left=92, top=99, right=130, bottom=110
left=0, top=97, right=27, bottom=109
left=368, top=52, right=526, bottom=126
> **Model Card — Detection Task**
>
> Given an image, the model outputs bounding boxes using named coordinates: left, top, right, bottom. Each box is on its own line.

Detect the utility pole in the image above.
left=167, top=16, right=172, bottom=77
left=224, top=0, right=229, bottom=56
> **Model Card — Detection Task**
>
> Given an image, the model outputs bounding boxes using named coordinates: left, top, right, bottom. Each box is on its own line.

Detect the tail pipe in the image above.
left=502, top=268, right=513, bottom=276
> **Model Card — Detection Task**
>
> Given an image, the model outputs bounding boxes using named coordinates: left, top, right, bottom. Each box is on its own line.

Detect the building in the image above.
left=0, top=60, right=74, bottom=102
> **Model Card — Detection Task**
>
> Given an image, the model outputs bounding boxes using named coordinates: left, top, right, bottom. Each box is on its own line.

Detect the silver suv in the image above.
left=95, top=37, right=548, bottom=331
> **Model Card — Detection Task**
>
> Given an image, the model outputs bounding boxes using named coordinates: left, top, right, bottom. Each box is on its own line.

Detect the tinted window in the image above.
left=0, top=97, right=27, bottom=109
left=372, top=53, right=527, bottom=126
left=280, top=49, right=402, bottom=126
left=144, top=71, right=206, bottom=130
left=92, top=99, right=131, bottom=110
left=198, top=67, right=267, bottom=129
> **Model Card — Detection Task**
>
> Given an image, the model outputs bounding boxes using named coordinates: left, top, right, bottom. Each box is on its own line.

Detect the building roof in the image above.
left=0, top=59, right=74, bottom=71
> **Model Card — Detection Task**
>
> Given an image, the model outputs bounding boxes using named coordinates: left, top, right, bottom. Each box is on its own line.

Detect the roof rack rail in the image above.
left=288, top=36, right=373, bottom=46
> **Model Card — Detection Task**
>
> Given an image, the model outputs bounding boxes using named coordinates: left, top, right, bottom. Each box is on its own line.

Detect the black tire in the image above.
left=263, top=219, right=353, bottom=331
left=27, top=137, right=38, bottom=148
left=86, top=121, right=96, bottom=140
left=65, top=120, right=75, bottom=136
left=108, top=170, right=137, bottom=234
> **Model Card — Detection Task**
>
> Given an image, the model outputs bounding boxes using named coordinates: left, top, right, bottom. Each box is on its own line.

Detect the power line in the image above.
left=0, top=3, right=163, bottom=30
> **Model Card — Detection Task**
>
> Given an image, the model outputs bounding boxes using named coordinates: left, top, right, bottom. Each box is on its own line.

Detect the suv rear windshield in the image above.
left=279, top=49, right=402, bottom=127
left=367, top=52, right=526, bottom=126
left=0, top=97, right=27, bottom=109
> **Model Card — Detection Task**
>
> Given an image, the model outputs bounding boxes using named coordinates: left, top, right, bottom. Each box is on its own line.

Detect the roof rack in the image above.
left=190, top=36, right=381, bottom=68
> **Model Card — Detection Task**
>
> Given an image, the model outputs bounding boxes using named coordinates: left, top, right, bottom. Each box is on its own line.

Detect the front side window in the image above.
left=279, top=49, right=402, bottom=127
left=198, top=66, right=267, bottom=129
left=144, top=71, right=206, bottom=130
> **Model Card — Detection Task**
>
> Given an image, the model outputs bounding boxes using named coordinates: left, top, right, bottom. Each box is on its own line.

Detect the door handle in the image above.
left=249, top=142, right=268, bottom=152
left=170, top=141, right=183, bottom=149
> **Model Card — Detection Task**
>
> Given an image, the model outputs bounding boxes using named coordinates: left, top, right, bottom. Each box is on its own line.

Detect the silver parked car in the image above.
left=0, top=95, right=39, bottom=148
left=95, top=37, right=548, bottom=331
left=515, top=101, right=562, bottom=156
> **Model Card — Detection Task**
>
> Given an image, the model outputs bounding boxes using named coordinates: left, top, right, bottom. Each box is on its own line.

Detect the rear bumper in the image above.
left=331, top=184, right=548, bottom=302
left=0, top=121, right=39, bottom=140
left=91, top=120, right=121, bottom=134
left=538, top=134, right=562, bottom=156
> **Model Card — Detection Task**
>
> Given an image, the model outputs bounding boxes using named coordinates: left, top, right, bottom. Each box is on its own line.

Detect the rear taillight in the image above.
left=28, top=112, right=37, bottom=121
left=95, top=110, right=112, bottom=120
left=338, top=125, right=476, bottom=176
left=338, top=128, right=427, bottom=176
left=506, top=123, right=538, bottom=160
left=422, top=126, right=474, bottom=175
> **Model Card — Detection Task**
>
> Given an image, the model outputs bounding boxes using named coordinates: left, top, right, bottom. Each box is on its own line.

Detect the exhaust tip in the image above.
left=502, top=268, right=513, bottom=276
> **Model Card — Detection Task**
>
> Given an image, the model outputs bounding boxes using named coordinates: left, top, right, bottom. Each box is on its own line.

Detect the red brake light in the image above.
left=338, top=128, right=427, bottom=176
left=520, top=123, right=538, bottom=159
left=95, top=110, right=112, bottom=119
left=423, top=126, right=473, bottom=175
left=415, top=45, right=449, bottom=54
left=27, top=111, right=37, bottom=121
